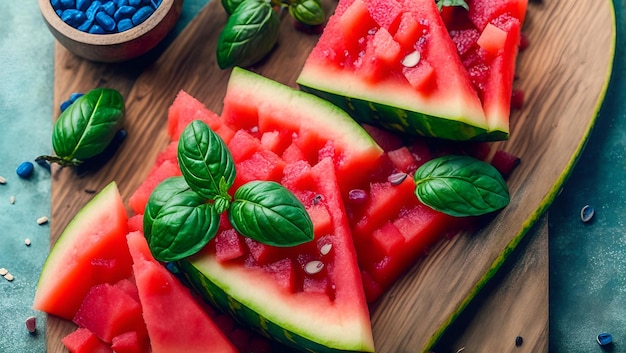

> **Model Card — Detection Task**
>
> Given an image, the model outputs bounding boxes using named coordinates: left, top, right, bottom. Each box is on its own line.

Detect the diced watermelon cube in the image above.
left=372, top=27, right=402, bottom=66
left=260, top=130, right=291, bottom=154
left=281, top=142, right=308, bottom=164
left=244, top=238, right=282, bottom=265
left=113, top=277, right=140, bottom=303
left=234, top=150, right=286, bottom=188
left=366, top=0, right=402, bottom=31
left=477, top=23, right=508, bottom=56
left=215, top=228, right=246, bottom=263
left=62, top=327, right=113, bottom=353
left=111, top=331, right=150, bottom=353
left=387, top=146, right=418, bottom=173
left=127, top=214, right=144, bottom=233
left=371, top=222, right=406, bottom=258
left=393, top=11, right=422, bottom=48
left=308, top=203, right=333, bottom=238
left=264, top=258, right=297, bottom=293
left=402, top=60, right=435, bottom=91
left=228, top=129, right=262, bottom=163
left=490, top=149, right=521, bottom=178
left=168, top=90, right=227, bottom=141
left=73, top=283, right=147, bottom=343
left=338, top=0, right=375, bottom=50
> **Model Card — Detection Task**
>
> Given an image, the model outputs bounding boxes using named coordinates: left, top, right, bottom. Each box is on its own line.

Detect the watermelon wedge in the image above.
left=127, top=231, right=238, bottom=353
left=297, top=0, right=527, bottom=141
left=33, top=181, right=131, bottom=320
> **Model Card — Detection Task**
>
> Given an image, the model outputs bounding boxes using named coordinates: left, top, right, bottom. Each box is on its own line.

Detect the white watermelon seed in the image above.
left=0, top=268, right=7, bottom=276
left=4, top=273, right=14, bottom=281
left=9, top=195, right=15, bottom=204
left=25, top=238, right=31, bottom=246
left=37, top=216, right=49, bottom=225
left=402, top=50, right=421, bottom=68
left=320, top=243, right=332, bottom=256
left=0, top=176, right=6, bottom=184
left=304, top=260, right=324, bottom=275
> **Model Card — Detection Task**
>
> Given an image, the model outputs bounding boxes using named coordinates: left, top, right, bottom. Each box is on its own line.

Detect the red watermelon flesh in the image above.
left=33, top=182, right=131, bottom=320
left=126, top=231, right=238, bottom=353
left=62, top=327, right=113, bottom=353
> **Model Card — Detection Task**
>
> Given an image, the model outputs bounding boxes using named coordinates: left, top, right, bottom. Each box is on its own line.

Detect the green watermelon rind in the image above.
left=178, top=257, right=373, bottom=353
left=298, top=82, right=508, bottom=142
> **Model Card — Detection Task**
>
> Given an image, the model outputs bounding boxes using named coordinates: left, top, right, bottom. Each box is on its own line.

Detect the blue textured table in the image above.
left=0, top=1, right=623, bottom=352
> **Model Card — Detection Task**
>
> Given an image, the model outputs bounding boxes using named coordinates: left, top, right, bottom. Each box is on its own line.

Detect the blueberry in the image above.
left=95, top=12, right=116, bottom=32
left=131, top=6, right=154, bottom=25
left=59, top=0, right=76, bottom=9
left=102, top=1, right=117, bottom=16
left=61, top=9, right=87, bottom=28
left=114, top=5, right=137, bottom=21
left=117, top=18, right=133, bottom=32
left=76, top=0, right=91, bottom=12
left=86, top=1, right=102, bottom=19
left=16, top=162, right=34, bottom=179
left=88, top=24, right=106, bottom=34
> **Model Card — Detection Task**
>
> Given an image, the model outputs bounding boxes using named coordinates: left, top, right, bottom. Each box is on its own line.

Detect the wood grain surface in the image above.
left=46, top=0, right=614, bottom=352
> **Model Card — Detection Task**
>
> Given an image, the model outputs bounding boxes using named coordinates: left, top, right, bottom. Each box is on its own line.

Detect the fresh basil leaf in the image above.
left=289, top=0, right=325, bottom=26
left=177, top=120, right=236, bottom=200
left=216, top=0, right=280, bottom=69
left=436, top=0, right=469, bottom=11
left=148, top=190, right=220, bottom=262
left=414, top=155, right=510, bottom=217
left=143, top=176, right=191, bottom=244
left=221, top=0, right=247, bottom=15
left=228, top=180, right=314, bottom=247
left=49, top=88, right=125, bottom=166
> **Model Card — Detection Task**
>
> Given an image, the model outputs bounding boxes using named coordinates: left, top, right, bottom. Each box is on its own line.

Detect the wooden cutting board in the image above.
left=46, top=0, right=613, bottom=351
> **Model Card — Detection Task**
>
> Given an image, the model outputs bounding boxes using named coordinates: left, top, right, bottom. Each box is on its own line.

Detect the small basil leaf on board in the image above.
left=177, top=120, right=236, bottom=200
left=414, top=155, right=510, bottom=217
left=216, top=0, right=280, bottom=69
left=228, top=180, right=314, bottom=247
left=289, top=0, right=325, bottom=26
left=47, top=88, right=125, bottom=166
left=143, top=176, right=191, bottom=244
left=148, top=190, right=220, bottom=262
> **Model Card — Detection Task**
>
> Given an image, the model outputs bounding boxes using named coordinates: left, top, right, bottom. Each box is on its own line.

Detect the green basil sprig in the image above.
left=37, top=88, right=125, bottom=167
left=229, top=181, right=314, bottom=247
left=216, top=0, right=280, bottom=69
left=216, top=0, right=326, bottom=69
left=436, top=0, right=469, bottom=11
left=414, top=155, right=510, bottom=217
left=144, top=120, right=314, bottom=262
left=289, top=0, right=325, bottom=26
left=177, top=120, right=236, bottom=202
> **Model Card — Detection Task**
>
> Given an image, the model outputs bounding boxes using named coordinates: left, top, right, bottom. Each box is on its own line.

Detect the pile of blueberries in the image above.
left=51, top=0, right=163, bottom=34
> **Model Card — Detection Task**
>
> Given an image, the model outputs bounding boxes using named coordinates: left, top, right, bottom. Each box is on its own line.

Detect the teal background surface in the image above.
left=548, top=1, right=626, bottom=352
left=0, top=0, right=623, bottom=352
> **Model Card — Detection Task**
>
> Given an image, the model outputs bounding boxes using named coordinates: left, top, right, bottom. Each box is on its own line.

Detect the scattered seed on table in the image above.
left=0, top=268, right=8, bottom=276
left=580, top=205, right=595, bottom=223
left=9, top=195, right=15, bottom=204
left=37, top=216, right=49, bottom=225
left=25, top=238, right=31, bottom=246
left=0, top=175, right=6, bottom=184
left=4, top=273, right=14, bottom=281
left=515, top=335, right=523, bottom=346
left=25, top=316, right=37, bottom=334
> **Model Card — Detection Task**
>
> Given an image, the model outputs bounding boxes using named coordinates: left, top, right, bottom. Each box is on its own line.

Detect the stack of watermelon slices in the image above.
left=125, top=67, right=519, bottom=352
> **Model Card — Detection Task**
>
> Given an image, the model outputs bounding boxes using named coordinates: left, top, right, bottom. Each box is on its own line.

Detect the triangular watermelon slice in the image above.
left=127, top=231, right=237, bottom=353
left=297, top=0, right=496, bottom=141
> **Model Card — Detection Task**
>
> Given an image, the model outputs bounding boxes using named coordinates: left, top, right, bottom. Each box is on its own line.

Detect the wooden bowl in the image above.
left=39, top=0, right=183, bottom=63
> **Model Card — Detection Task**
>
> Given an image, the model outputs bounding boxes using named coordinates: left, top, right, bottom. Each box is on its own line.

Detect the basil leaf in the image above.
left=414, top=155, right=510, bottom=217
left=221, top=0, right=247, bottom=15
left=148, top=190, right=220, bottom=262
left=143, top=176, right=191, bottom=244
left=436, top=0, right=469, bottom=11
left=216, top=0, right=280, bottom=69
left=177, top=120, right=236, bottom=200
left=228, top=180, right=314, bottom=247
left=47, top=88, right=125, bottom=166
left=289, top=0, right=325, bottom=26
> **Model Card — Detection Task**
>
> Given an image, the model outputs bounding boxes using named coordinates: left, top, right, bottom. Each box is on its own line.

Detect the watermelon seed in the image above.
left=313, top=194, right=323, bottom=205
left=348, top=189, right=368, bottom=203
left=25, top=238, right=31, bottom=246
left=4, top=272, right=14, bottom=281
left=0, top=176, right=6, bottom=184
left=37, top=216, right=49, bottom=225
left=0, top=268, right=7, bottom=276
left=304, top=260, right=324, bottom=275
left=515, top=335, right=523, bottom=346
left=25, top=316, right=37, bottom=334
left=402, top=50, right=421, bottom=68
left=580, top=205, right=594, bottom=223
left=388, top=172, right=408, bottom=186
left=9, top=195, right=15, bottom=204
left=320, top=243, right=332, bottom=256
